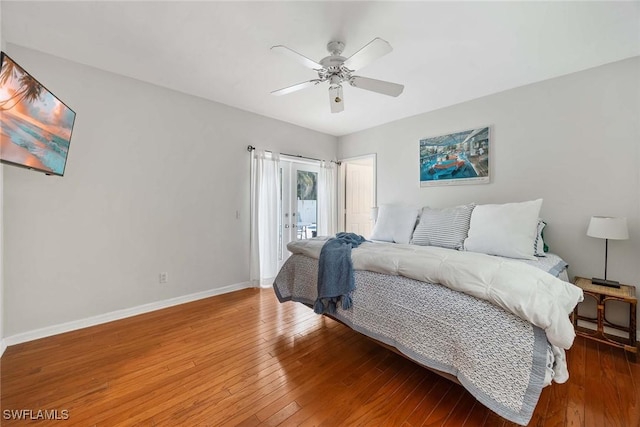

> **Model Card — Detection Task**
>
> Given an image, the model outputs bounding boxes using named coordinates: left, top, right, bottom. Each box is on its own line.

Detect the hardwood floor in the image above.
left=1, top=288, right=638, bottom=426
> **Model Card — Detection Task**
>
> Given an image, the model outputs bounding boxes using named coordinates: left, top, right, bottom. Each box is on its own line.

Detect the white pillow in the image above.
left=463, top=199, right=543, bottom=260
left=370, top=205, right=420, bottom=244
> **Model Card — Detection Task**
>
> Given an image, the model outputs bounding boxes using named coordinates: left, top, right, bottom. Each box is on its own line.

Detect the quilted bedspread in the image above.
left=286, top=238, right=583, bottom=349
left=273, top=240, right=583, bottom=425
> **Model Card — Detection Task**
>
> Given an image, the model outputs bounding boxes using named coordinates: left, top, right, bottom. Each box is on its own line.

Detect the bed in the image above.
left=272, top=201, right=584, bottom=426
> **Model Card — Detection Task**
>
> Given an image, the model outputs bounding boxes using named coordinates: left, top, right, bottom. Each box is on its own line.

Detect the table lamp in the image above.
left=586, top=216, right=629, bottom=288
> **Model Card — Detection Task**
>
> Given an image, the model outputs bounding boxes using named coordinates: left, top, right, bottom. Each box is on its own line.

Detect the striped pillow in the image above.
left=412, top=204, right=475, bottom=250
left=535, top=219, right=547, bottom=256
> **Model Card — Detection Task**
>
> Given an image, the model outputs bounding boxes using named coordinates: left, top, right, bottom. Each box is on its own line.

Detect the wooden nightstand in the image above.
left=572, top=276, right=637, bottom=357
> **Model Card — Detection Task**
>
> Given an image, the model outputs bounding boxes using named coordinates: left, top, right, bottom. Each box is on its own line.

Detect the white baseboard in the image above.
left=260, top=277, right=275, bottom=288
left=0, top=339, right=7, bottom=358
left=250, top=277, right=274, bottom=288
left=3, top=281, right=253, bottom=347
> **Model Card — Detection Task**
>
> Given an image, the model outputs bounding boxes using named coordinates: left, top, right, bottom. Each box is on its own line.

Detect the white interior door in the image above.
left=343, top=156, right=375, bottom=238
left=278, top=160, right=319, bottom=269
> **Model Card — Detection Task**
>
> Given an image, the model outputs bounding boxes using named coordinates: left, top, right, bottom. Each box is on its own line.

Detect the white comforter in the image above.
left=287, top=238, right=583, bottom=350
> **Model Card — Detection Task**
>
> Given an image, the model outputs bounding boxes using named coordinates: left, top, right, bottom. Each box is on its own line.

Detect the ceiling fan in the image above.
left=270, top=38, right=404, bottom=113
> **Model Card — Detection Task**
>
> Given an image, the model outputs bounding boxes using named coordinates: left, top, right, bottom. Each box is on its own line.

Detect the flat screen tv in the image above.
left=0, top=52, right=76, bottom=176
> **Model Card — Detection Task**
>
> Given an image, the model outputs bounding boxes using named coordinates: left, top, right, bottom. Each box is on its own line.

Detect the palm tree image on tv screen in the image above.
left=0, top=52, right=76, bottom=176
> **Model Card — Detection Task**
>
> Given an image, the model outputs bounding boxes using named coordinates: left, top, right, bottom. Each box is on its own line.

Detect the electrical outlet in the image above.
left=159, top=272, right=168, bottom=284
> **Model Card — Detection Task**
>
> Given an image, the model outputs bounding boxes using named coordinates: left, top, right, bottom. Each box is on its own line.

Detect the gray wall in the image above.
left=3, top=44, right=337, bottom=337
left=339, top=57, right=640, bottom=327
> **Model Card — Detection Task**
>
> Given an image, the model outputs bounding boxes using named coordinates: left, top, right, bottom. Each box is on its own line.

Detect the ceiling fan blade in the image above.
left=329, top=85, right=344, bottom=113
left=342, top=37, right=392, bottom=71
left=349, top=76, right=404, bottom=97
left=271, top=80, right=321, bottom=96
left=271, top=45, right=323, bottom=70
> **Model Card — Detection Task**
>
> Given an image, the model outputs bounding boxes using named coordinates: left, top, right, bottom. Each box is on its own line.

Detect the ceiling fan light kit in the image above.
left=271, top=38, right=404, bottom=113
left=329, top=83, right=344, bottom=113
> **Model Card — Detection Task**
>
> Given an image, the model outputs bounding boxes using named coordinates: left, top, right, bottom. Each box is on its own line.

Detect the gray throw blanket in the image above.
left=314, top=232, right=366, bottom=314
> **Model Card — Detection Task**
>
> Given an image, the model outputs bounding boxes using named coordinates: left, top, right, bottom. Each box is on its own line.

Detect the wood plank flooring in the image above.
left=1, top=288, right=638, bottom=426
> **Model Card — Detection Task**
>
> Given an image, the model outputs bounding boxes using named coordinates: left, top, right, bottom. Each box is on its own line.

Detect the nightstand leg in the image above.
left=630, top=302, right=637, bottom=350
left=597, top=302, right=605, bottom=337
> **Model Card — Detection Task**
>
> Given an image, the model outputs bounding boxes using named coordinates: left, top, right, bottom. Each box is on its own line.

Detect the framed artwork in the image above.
left=419, top=126, right=490, bottom=187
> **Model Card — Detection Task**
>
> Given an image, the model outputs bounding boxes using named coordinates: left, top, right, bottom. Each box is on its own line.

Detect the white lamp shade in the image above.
left=587, top=216, right=629, bottom=240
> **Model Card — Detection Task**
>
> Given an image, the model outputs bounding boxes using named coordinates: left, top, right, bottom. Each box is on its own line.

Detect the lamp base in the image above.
left=591, top=277, right=621, bottom=288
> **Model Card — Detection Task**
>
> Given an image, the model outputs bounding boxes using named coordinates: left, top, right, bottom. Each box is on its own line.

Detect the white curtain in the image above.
left=317, top=160, right=338, bottom=236
left=249, top=149, right=281, bottom=287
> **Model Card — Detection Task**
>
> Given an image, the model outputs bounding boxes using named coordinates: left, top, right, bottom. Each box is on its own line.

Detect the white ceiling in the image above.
left=2, top=1, right=639, bottom=136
